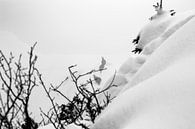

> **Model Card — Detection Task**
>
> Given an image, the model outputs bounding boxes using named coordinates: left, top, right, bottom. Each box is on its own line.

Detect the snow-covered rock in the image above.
left=91, top=10, right=195, bottom=129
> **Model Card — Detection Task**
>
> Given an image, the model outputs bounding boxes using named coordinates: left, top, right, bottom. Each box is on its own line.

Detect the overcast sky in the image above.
left=1, top=0, right=195, bottom=56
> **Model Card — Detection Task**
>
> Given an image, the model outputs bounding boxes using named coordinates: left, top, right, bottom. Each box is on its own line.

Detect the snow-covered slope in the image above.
left=93, top=56, right=195, bottom=129
left=122, top=10, right=195, bottom=91
left=38, top=9, right=195, bottom=129
left=99, top=9, right=195, bottom=100
left=91, top=13, right=195, bottom=129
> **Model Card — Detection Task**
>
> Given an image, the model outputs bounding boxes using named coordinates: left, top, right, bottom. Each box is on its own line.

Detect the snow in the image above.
left=142, top=9, right=195, bottom=55
left=99, top=9, right=195, bottom=98
left=135, top=9, right=195, bottom=50
left=91, top=10, right=195, bottom=129
left=38, top=9, right=195, bottom=129
left=92, top=57, right=195, bottom=129
left=135, top=10, right=174, bottom=49
left=124, top=10, right=195, bottom=90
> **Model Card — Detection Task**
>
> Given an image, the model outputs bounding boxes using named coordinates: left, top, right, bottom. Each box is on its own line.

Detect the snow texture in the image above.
left=92, top=10, right=195, bottom=129
left=94, top=56, right=195, bottom=129
left=123, top=9, right=195, bottom=91
left=99, top=9, right=195, bottom=98
left=38, top=9, right=195, bottom=129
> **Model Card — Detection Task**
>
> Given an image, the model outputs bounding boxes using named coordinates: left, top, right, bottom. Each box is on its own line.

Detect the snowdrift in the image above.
left=123, top=10, right=195, bottom=91
left=98, top=9, right=195, bottom=101
left=92, top=13, right=195, bottom=129
left=93, top=56, right=195, bottom=129
left=38, top=10, right=195, bottom=129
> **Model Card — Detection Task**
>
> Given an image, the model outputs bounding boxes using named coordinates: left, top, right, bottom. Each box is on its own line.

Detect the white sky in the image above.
left=1, top=0, right=194, bottom=55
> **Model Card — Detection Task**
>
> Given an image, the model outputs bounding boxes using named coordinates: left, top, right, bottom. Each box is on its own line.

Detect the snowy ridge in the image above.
left=91, top=10, right=195, bottom=129
left=94, top=56, right=195, bottom=129
left=122, top=9, right=195, bottom=91
left=38, top=9, right=195, bottom=129
left=98, top=9, right=195, bottom=100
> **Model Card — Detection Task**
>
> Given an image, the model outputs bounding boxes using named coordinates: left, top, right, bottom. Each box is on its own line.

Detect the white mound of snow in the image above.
left=38, top=9, right=195, bottom=129
left=99, top=9, right=195, bottom=99
left=93, top=56, right=195, bottom=129
left=92, top=11, right=195, bottom=129
left=123, top=11, right=195, bottom=91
